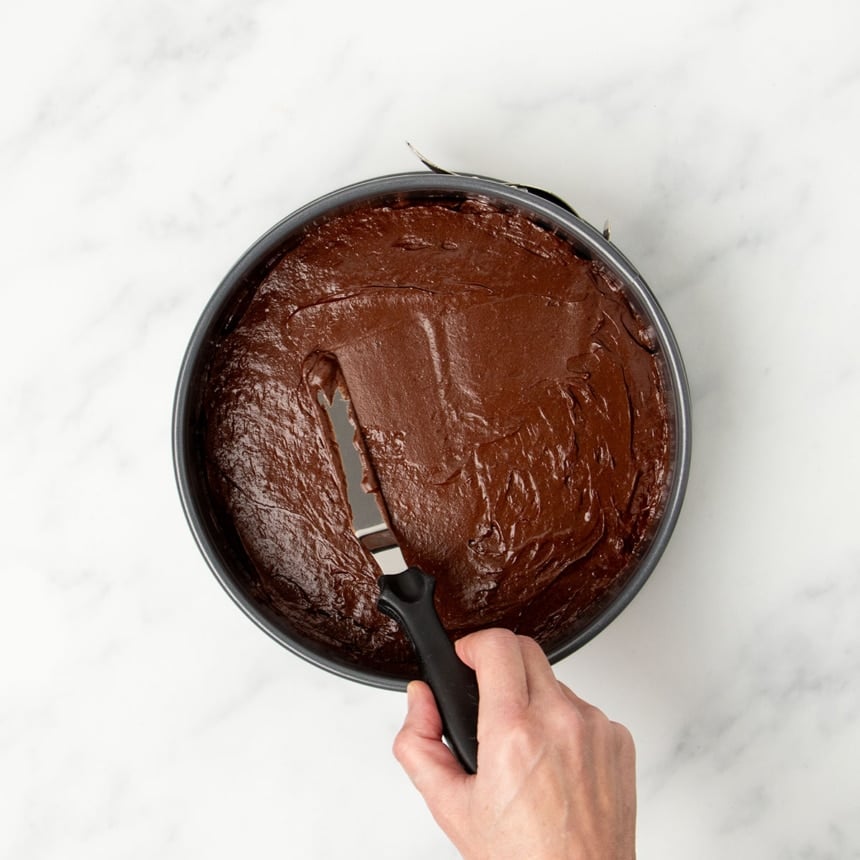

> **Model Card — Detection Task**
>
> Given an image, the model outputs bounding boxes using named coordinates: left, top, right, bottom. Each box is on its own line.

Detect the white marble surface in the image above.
left=2, top=1, right=859, bottom=857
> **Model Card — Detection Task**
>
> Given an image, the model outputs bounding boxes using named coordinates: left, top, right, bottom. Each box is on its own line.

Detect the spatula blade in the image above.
left=322, top=389, right=407, bottom=575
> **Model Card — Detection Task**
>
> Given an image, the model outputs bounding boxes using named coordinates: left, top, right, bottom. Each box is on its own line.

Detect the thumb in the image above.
left=393, top=681, right=470, bottom=810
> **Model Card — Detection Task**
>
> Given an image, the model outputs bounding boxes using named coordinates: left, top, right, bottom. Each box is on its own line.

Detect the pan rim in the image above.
left=172, top=171, right=692, bottom=691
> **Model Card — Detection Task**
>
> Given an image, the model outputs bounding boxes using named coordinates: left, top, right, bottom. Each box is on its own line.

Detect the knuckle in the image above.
left=550, top=700, right=583, bottom=735
left=391, top=728, right=411, bottom=764
left=516, top=633, right=541, bottom=650
left=516, top=635, right=547, bottom=661
left=506, top=714, right=544, bottom=757
left=577, top=699, right=608, bottom=726
left=549, top=698, right=605, bottom=742
left=612, top=720, right=636, bottom=752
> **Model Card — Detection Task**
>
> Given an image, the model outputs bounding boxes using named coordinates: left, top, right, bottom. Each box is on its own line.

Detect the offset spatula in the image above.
left=324, top=389, right=479, bottom=773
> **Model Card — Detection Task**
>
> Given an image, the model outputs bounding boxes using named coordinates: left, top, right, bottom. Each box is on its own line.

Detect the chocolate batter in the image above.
left=201, top=197, right=673, bottom=677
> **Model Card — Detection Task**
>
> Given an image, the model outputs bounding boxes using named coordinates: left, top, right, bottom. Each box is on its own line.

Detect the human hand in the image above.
left=393, top=628, right=636, bottom=860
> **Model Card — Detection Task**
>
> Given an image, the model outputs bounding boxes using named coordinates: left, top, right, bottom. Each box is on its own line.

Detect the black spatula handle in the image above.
left=378, top=568, right=479, bottom=774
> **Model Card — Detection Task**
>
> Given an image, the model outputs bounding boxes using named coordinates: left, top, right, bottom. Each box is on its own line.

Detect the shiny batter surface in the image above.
left=201, top=197, right=673, bottom=677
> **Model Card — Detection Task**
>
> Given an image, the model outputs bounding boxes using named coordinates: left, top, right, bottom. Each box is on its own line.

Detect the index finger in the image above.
left=455, top=628, right=529, bottom=725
